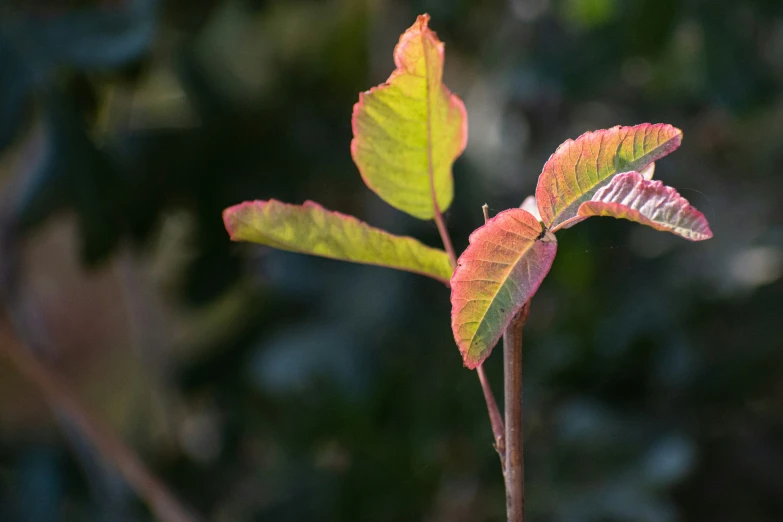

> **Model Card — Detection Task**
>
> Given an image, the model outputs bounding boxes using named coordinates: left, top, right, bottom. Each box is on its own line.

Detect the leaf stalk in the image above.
left=477, top=363, right=505, bottom=457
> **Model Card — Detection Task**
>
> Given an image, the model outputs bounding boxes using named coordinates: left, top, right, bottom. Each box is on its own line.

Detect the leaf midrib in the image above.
left=465, top=235, right=537, bottom=355
left=421, top=31, right=440, bottom=219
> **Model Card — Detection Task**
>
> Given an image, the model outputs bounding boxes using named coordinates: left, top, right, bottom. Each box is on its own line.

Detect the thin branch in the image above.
left=425, top=169, right=457, bottom=276
left=475, top=202, right=505, bottom=458
left=0, top=88, right=198, bottom=522
left=503, top=303, right=530, bottom=522
left=433, top=197, right=503, bottom=478
left=0, top=324, right=201, bottom=522
left=476, top=363, right=504, bottom=456
left=433, top=210, right=458, bottom=268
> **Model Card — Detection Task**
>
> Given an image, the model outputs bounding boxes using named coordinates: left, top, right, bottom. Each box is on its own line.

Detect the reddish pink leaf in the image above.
left=535, top=124, right=682, bottom=230
left=574, top=172, right=713, bottom=241
left=451, top=209, right=557, bottom=369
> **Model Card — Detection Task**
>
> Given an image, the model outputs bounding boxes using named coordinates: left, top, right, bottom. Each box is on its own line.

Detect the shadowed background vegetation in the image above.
left=0, top=0, right=782, bottom=521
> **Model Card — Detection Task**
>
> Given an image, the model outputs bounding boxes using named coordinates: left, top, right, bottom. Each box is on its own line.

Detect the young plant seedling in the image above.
left=223, top=14, right=712, bottom=522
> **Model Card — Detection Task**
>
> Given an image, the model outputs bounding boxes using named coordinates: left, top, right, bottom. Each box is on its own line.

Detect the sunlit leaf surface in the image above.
left=223, top=199, right=453, bottom=282
left=450, top=208, right=557, bottom=368
left=575, top=172, right=713, bottom=241
left=535, top=124, right=682, bottom=230
left=351, top=14, right=467, bottom=220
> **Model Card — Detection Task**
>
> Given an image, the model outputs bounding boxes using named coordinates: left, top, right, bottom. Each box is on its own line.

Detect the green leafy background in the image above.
left=0, top=1, right=781, bottom=521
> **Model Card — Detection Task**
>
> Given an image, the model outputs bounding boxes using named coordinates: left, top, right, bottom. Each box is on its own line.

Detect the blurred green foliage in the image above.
left=1, top=0, right=782, bottom=521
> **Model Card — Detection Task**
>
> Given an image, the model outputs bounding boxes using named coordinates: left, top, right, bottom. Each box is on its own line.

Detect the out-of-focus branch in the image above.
left=0, top=323, right=201, bottom=522
left=0, top=87, right=198, bottom=522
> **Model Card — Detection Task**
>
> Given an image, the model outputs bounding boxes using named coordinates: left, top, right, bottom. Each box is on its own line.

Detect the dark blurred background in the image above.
left=0, top=0, right=781, bottom=521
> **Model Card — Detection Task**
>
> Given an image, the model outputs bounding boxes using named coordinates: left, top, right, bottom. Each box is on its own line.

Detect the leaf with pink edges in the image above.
left=535, top=123, right=682, bottom=230
left=351, top=14, right=467, bottom=220
left=572, top=172, right=713, bottom=241
left=450, top=209, right=557, bottom=369
left=223, top=200, right=453, bottom=282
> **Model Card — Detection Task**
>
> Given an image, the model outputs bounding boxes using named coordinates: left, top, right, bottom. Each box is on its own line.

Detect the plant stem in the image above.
left=476, top=203, right=506, bottom=459
left=433, top=209, right=457, bottom=268
left=436, top=203, right=508, bottom=509
left=0, top=324, right=201, bottom=522
left=477, top=363, right=505, bottom=457
left=504, top=303, right=529, bottom=522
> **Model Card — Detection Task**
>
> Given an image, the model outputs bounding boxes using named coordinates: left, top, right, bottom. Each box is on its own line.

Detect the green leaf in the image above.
left=575, top=172, right=713, bottom=241
left=223, top=199, right=453, bottom=283
left=450, top=209, right=557, bottom=368
left=350, top=14, right=467, bottom=220
left=535, top=123, right=682, bottom=230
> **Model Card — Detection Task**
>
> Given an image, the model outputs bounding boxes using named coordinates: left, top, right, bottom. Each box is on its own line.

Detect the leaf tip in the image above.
left=394, top=14, right=443, bottom=71
left=223, top=200, right=272, bottom=242
left=462, top=354, right=480, bottom=371
left=576, top=172, right=713, bottom=241
left=689, top=216, right=713, bottom=241
left=415, top=13, right=431, bottom=28
left=659, top=123, right=683, bottom=152
left=222, top=202, right=246, bottom=241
